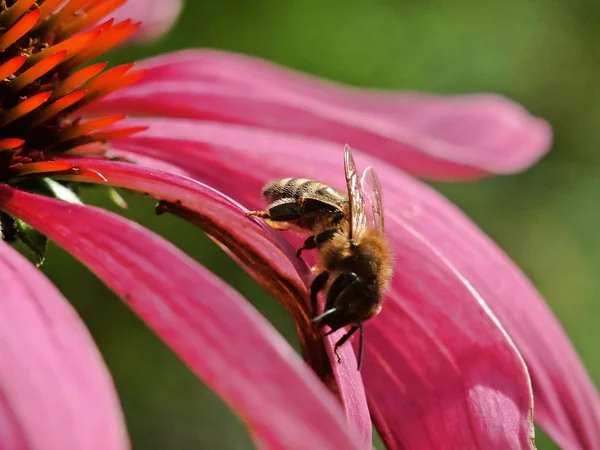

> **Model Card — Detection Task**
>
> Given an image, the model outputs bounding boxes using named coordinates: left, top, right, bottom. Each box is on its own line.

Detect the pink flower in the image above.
left=0, top=1, right=597, bottom=449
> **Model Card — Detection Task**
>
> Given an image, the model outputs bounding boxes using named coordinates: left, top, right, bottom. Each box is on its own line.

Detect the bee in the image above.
left=246, top=145, right=393, bottom=369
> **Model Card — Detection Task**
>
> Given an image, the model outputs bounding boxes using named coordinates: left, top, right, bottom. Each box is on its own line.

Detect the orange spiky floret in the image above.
left=90, top=126, right=149, bottom=142
left=54, top=166, right=108, bottom=182
left=45, top=0, right=89, bottom=30
left=58, top=115, right=126, bottom=142
left=75, top=64, right=147, bottom=108
left=9, top=51, right=67, bottom=91
left=0, top=9, right=41, bottom=52
left=83, top=63, right=134, bottom=92
left=26, top=29, right=101, bottom=67
left=89, top=17, right=115, bottom=34
left=0, top=139, right=25, bottom=152
left=65, top=142, right=108, bottom=155
left=53, top=62, right=108, bottom=98
left=79, top=69, right=146, bottom=107
left=0, top=0, right=147, bottom=183
left=10, top=161, right=75, bottom=176
left=0, top=56, right=27, bottom=81
left=58, top=0, right=127, bottom=39
left=0, top=0, right=37, bottom=28
left=61, top=20, right=141, bottom=73
left=32, top=90, right=88, bottom=126
left=0, top=92, right=52, bottom=127
left=38, top=0, right=64, bottom=21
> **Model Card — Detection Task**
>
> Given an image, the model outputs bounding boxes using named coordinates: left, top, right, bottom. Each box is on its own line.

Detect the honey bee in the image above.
left=246, top=145, right=393, bottom=369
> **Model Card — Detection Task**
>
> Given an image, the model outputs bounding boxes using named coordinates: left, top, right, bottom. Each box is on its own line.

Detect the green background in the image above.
left=37, top=1, right=600, bottom=448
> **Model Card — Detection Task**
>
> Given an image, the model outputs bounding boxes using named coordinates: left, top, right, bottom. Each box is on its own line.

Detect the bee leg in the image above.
left=248, top=200, right=305, bottom=230
left=246, top=210, right=292, bottom=230
left=248, top=199, right=303, bottom=222
left=245, top=210, right=270, bottom=219
left=332, top=325, right=362, bottom=369
left=296, top=236, right=317, bottom=259
left=309, top=271, right=329, bottom=315
left=297, top=229, right=336, bottom=259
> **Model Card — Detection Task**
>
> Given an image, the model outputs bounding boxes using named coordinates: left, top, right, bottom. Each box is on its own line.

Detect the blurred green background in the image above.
left=36, top=0, right=600, bottom=448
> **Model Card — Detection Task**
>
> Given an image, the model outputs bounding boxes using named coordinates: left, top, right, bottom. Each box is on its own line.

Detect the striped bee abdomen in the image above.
left=259, top=177, right=348, bottom=232
left=262, top=178, right=346, bottom=204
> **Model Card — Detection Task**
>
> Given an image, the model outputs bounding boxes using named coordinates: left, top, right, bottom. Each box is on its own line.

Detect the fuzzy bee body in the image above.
left=247, top=146, right=393, bottom=370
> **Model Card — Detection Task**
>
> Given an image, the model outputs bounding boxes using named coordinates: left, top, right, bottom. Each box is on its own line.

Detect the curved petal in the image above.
left=0, top=184, right=363, bottom=450
left=108, top=118, right=599, bottom=449
left=0, top=240, right=128, bottom=450
left=112, top=0, right=182, bottom=42
left=84, top=49, right=552, bottom=180
left=53, top=158, right=372, bottom=448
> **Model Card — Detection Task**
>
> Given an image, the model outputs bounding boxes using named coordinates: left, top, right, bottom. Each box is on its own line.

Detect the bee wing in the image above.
left=361, top=166, right=385, bottom=232
left=344, top=145, right=367, bottom=239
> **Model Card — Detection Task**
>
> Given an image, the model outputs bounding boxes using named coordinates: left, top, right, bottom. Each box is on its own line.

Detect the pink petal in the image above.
left=84, top=50, right=552, bottom=180
left=108, top=119, right=599, bottom=449
left=0, top=240, right=128, bottom=450
left=0, top=184, right=363, bottom=450
left=112, top=0, right=182, bottom=42
left=54, top=157, right=372, bottom=448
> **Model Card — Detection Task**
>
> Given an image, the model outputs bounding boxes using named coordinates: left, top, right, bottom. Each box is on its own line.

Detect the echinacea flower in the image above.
left=0, top=1, right=598, bottom=450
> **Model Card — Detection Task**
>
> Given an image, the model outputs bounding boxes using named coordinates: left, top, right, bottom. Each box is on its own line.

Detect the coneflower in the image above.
left=0, top=1, right=598, bottom=449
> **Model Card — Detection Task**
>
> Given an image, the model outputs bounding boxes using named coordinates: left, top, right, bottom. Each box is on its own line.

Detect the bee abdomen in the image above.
left=263, top=178, right=337, bottom=202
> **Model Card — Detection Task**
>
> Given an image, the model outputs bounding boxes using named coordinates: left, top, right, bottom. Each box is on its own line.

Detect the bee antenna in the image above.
left=357, top=323, right=364, bottom=371
left=311, top=308, right=337, bottom=324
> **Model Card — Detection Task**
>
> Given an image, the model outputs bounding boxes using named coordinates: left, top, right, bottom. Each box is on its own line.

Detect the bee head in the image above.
left=312, top=271, right=376, bottom=332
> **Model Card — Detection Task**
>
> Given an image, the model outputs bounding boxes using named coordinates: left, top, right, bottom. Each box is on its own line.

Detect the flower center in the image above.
left=0, top=0, right=146, bottom=182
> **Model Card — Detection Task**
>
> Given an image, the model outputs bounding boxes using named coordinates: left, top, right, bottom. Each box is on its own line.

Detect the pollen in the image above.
left=0, top=0, right=145, bottom=181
